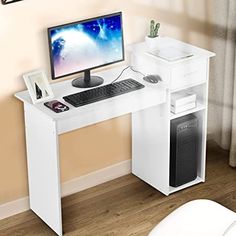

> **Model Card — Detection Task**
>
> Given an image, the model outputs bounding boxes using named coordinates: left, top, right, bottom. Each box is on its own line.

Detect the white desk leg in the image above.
left=24, top=103, right=63, bottom=236
left=132, top=102, right=170, bottom=195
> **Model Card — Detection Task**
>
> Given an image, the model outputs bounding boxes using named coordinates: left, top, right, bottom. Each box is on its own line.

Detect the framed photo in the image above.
left=23, top=70, right=54, bottom=104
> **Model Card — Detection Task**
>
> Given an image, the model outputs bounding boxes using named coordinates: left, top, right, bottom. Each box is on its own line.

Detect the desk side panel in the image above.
left=132, top=97, right=170, bottom=195
left=24, top=103, right=62, bottom=236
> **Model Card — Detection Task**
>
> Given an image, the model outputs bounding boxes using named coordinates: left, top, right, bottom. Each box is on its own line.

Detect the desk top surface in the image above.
left=15, top=66, right=167, bottom=122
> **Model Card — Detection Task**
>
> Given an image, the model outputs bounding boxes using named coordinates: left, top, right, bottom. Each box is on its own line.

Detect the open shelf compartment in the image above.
left=168, top=109, right=207, bottom=194
left=170, top=83, right=207, bottom=120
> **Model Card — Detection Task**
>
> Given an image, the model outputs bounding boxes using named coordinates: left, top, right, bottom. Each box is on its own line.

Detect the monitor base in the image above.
left=72, top=76, right=104, bottom=88
left=72, top=70, right=104, bottom=88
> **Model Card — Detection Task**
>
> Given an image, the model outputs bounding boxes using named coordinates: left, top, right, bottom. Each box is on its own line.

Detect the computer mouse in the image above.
left=143, top=75, right=162, bottom=84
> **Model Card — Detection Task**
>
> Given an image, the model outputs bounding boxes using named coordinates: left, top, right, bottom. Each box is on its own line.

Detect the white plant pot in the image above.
left=145, top=36, right=162, bottom=52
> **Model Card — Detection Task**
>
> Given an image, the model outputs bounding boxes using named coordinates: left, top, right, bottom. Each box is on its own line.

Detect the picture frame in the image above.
left=23, top=70, right=54, bottom=104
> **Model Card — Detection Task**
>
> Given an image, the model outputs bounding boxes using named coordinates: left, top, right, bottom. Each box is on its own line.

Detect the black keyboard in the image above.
left=63, top=78, right=145, bottom=107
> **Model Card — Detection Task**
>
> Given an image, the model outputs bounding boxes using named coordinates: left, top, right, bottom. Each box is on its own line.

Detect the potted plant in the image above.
left=145, top=20, right=161, bottom=51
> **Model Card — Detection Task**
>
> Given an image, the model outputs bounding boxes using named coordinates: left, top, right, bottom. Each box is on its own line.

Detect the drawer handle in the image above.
left=184, top=71, right=198, bottom=77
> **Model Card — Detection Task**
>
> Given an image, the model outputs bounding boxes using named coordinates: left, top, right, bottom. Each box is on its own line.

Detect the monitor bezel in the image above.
left=47, top=12, right=125, bottom=80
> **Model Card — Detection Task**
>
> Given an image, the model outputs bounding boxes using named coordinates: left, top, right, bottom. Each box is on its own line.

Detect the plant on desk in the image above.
left=149, top=20, right=160, bottom=38
left=145, top=20, right=161, bottom=51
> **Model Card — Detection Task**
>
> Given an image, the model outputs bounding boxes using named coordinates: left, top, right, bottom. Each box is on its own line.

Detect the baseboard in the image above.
left=0, top=197, right=29, bottom=221
left=61, top=159, right=131, bottom=197
left=0, top=160, right=131, bottom=220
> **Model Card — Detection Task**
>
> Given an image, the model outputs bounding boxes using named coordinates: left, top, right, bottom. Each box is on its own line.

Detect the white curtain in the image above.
left=209, top=0, right=236, bottom=167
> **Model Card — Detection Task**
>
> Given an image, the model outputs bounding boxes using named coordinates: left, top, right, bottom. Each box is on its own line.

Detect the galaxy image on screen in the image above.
left=49, top=14, right=123, bottom=78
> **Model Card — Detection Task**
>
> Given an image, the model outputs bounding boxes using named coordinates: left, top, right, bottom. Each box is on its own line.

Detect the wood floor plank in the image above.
left=0, top=141, right=235, bottom=236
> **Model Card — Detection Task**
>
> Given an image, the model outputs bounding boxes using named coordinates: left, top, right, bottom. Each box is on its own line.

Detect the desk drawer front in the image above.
left=171, top=59, right=207, bottom=91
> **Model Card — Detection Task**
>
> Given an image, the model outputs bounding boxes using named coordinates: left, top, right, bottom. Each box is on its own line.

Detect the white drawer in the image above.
left=170, top=58, right=207, bottom=91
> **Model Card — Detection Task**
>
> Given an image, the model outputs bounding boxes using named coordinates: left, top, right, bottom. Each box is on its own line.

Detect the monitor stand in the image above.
left=72, top=70, right=104, bottom=88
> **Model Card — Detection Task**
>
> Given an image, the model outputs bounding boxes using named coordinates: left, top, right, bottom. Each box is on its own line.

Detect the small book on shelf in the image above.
left=171, top=102, right=196, bottom=114
left=171, top=91, right=196, bottom=107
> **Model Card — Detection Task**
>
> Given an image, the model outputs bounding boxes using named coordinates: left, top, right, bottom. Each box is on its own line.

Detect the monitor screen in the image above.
left=48, top=12, right=124, bottom=80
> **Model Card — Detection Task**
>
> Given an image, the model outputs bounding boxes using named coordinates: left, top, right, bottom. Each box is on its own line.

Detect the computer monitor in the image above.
left=48, top=12, right=124, bottom=88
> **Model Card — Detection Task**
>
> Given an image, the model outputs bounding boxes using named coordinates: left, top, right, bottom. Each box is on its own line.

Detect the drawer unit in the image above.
left=170, top=58, right=207, bottom=91
left=130, top=37, right=215, bottom=196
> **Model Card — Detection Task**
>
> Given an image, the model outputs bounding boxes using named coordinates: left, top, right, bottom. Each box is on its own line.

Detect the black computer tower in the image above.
left=170, top=114, right=198, bottom=187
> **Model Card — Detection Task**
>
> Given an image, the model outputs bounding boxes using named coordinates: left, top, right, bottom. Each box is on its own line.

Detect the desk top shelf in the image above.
left=128, top=37, right=215, bottom=66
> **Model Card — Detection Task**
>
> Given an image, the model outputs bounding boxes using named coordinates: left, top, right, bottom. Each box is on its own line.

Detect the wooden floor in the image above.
left=0, top=141, right=236, bottom=236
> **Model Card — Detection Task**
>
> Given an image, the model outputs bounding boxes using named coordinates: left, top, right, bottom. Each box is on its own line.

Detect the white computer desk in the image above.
left=15, top=37, right=214, bottom=235
left=15, top=65, right=167, bottom=235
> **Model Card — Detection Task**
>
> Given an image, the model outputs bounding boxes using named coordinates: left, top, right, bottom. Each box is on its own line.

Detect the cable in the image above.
left=111, top=66, right=130, bottom=84
left=130, top=66, right=145, bottom=77
left=111, top=66, right=145, bottom=84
